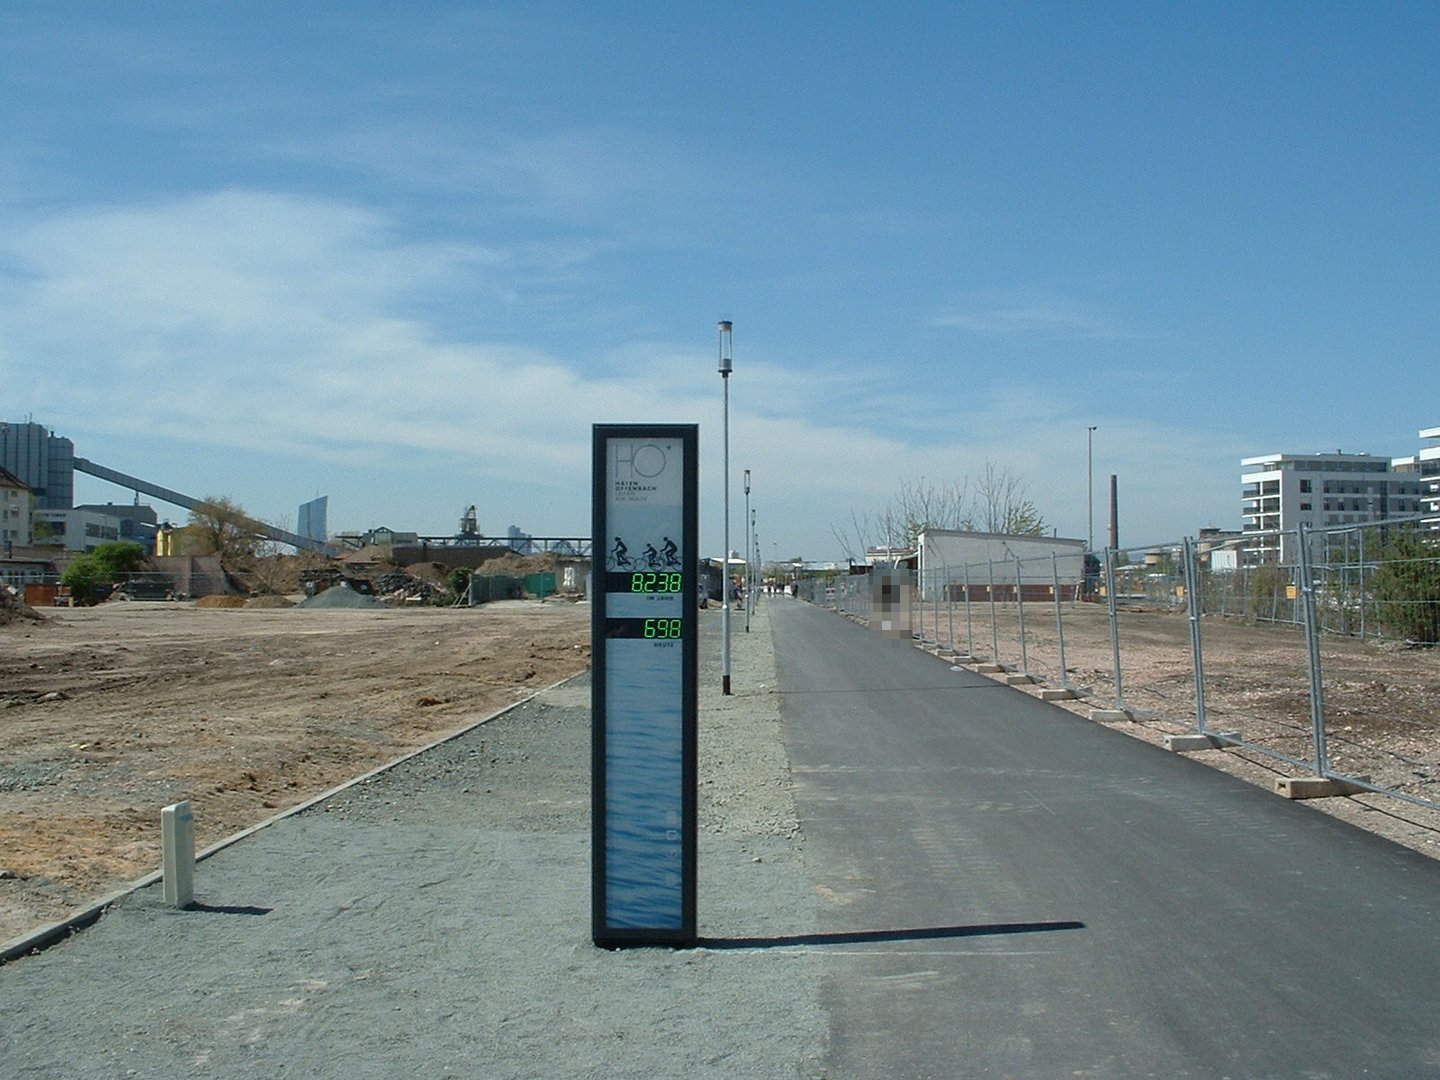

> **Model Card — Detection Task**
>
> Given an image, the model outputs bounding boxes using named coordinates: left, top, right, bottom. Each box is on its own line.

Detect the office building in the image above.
left=1241, top=450, right=1422, bottom=564
left=1420, top=427, right=1440, bottom=528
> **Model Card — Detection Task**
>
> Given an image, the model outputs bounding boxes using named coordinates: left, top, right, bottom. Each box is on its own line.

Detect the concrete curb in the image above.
left=0, top=672, right=585, bottom=966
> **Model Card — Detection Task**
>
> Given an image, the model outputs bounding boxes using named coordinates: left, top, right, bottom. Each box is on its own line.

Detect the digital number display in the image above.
left=632, top=572, right=682, bottom=594
left=606, top=617, right=688, bottom=640
left=604, top=571, right=685, bottom=595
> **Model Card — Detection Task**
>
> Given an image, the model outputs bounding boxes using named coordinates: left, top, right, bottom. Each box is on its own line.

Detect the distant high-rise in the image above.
left=0, top=420, right=74, bottom=509
left=298, top=495, right=328, bottom=543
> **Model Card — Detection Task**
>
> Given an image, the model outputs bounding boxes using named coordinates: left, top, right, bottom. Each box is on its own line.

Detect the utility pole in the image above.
left=718, top=321, right=733, bottom=695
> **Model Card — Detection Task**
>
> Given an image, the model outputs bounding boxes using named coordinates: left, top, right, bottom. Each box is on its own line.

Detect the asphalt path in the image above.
left=772, top=598, right=1440, bottom=1079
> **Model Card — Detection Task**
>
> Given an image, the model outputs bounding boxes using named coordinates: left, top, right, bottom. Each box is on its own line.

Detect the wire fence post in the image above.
left=1104, top=547, right=1126, bottom=711
left=915, top=555, right=925, bottom=642
left=1358, top=528, right=1367, bottom=641
left=934, top=561, right=942, bottom=645
left=1051, top=553, right=1070, bottom=689
left=1296, top=524, right=1331, bottom=776
left=1182, top=535, right=1209, bottom=734
left=987, top=559, right=1000, bottom=664
left=945, top=565, right=954, bottom=650
left=1014, top=554, right=1030, bottom=674
left=963, top=562, right=974, bottom=658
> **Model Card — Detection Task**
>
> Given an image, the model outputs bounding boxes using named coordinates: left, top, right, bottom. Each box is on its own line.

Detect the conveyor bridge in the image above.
left=73, top=457, right=336, bottom=555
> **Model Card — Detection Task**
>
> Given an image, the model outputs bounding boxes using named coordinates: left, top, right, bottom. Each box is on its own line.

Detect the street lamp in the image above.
left=1087, top=426, right=1098, bottom=552
left=743, top=469, right=751, bottom=634
left=719, top=320, right=733, bottom=695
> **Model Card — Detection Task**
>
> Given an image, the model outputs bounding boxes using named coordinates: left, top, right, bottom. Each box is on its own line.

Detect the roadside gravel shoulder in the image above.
left=0, top=600, right=828, bottom=1079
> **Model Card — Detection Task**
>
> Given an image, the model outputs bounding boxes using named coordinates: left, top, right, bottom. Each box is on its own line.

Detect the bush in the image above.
left=1372, top=532, right=1440, bottom=643
left=60, top=555, right=104, bottom=605
left=92, top=541, right=147, bottom=580
left=447, top=566, right=472, bottom=598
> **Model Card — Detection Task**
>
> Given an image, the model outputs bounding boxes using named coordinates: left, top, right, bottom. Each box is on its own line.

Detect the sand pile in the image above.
left=195, top=595, right=247, bottom=609
left=245, top=595, right=296, bottom=609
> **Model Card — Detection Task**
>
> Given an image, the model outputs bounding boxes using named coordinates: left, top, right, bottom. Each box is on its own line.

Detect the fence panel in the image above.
left=794, top=520, right=1440, bottom=814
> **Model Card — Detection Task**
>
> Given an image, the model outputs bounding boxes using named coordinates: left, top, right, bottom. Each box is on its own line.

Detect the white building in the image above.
left=1240, top=450, right=1422, bottom=564
left=33, top=507, right=122, bottom=552
left=917, top=529, right=1086, bottom=599
left=1, top=466, right=32, bottom=549
left=1420, top=426, right=1440, bottom=528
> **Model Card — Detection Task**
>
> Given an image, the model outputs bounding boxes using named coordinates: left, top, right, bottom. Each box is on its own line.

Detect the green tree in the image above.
left=60, top=554, right=104, bottom=605
left=1371, top=531, right=1440, bottom=643
left=91, top=541, right=147, bottom=580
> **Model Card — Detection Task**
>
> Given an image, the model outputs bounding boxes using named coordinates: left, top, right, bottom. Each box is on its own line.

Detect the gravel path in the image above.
left=1, top=600, right=828, bottom=1078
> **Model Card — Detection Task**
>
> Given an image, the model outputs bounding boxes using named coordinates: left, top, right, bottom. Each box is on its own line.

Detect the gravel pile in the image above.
left=295, top=583, right=383, bottom=609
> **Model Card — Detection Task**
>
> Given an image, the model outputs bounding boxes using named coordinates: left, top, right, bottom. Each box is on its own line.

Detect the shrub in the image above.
left=1372, top=531, right=1440, bottom=643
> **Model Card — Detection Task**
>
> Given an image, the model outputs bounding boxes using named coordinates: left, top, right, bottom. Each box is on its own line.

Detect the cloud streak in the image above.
left=932, top=290, right=1139, bottom=341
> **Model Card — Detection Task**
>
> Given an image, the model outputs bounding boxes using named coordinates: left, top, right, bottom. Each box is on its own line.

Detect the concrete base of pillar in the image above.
left=1004, top=673, right=1034, bottom=686
left=1038, top=688, right=1077, bottom=701
left=975, top=663, right=1006, bottom=674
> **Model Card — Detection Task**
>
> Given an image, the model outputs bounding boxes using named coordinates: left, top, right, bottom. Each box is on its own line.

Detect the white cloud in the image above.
left=932, top=290, right=1138, bottom=341
left=0, top=190, right=1245, bottom=558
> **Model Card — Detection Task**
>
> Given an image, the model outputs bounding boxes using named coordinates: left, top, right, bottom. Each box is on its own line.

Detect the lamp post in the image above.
left=1087, top=426, right=1098, bottom=552
left=719, top=320, right=733, bottom=695
left=743, top=469, right=751, bottom=633
left=749, top=508, right=757, bottom=633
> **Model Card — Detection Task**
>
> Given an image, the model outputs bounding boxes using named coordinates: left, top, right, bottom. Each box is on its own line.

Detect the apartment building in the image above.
left=0, top=466, right=32, bottom=549
left=1240, top=450, right=1421, bottom=564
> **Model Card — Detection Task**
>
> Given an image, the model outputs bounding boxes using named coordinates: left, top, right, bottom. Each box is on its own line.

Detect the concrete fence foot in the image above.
left=1038, top=688, right=1078, bottom=701
left=1275, top=775, right=1371, bottom=800
left=1089, top=708, right=1132, bottom=722
left=1165, top=732, right=1238, bottom=753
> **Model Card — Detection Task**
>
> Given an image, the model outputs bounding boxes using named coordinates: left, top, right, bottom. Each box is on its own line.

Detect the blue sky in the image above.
left=2, top=3, right=1436, bottom=559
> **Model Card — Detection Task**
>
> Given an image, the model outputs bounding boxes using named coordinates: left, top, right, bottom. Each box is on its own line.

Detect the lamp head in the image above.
left=718, top=320, right=733, bottom=375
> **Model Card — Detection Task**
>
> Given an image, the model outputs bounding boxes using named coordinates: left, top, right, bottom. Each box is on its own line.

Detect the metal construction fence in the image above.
left=797, top=519, right=1440, bottom=813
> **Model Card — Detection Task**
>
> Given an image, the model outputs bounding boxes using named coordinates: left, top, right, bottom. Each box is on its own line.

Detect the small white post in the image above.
left=162, top=800, right=195, bottom=908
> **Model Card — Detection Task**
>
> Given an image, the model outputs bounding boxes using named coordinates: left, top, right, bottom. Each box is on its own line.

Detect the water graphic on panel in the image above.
left=604, top=636, right=684, bottom=927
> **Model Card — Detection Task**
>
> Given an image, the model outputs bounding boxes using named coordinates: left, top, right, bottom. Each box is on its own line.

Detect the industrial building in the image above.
left=0, top=420, right=74, bottom=509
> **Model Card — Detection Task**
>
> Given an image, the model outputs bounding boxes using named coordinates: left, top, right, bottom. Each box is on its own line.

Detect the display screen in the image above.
left=633, top=572, right=682, bottom=594
left=606, top=617, right=686, bottom=640
left=605, top=571, right=684, bottom=594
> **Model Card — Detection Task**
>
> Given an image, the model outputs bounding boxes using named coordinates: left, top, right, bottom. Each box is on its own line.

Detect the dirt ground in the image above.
left=0, top=598, right=590, bottom=944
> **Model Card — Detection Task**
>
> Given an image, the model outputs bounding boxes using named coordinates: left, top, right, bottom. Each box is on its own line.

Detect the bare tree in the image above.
left=968, top=461, right=1046, bottom=535
left=832, top=462, right=1047, bottom=558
